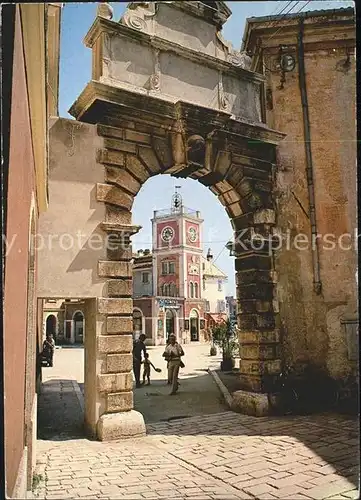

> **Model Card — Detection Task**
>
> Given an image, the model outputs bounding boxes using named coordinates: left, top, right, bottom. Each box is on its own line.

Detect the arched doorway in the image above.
left=165, top=309, right=175, bottom=340
left=73, top=311, right=84, bottom=344
left=46, top=314, right=57, bottom=337
left=133, top=308, right=144, bottom=340
left=190, top=309, right=199, bottom=342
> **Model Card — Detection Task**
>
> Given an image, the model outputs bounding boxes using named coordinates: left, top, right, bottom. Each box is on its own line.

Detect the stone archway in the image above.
left=46, top=314, right=57, bottom=336
left=190, top=309, right=200, bottom=342
left=132, top=307, right=144, bottom=340
left=73, top=310, right=85, bottom=344
left=40, top=1, right=286, bottom=440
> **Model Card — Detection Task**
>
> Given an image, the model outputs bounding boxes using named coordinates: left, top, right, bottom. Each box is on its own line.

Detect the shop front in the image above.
left=156, top=298, right=183, bottom=344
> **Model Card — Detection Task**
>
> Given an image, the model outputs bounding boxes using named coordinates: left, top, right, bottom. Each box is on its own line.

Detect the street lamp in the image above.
left=226, top=240, right=235, bottom=257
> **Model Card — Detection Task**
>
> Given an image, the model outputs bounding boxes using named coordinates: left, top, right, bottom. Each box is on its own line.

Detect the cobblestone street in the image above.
left=34, top=346, right=359, bottom=500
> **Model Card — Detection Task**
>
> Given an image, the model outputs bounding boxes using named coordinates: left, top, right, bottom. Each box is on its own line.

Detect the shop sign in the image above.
left=158, top=298, right=179, bottom=309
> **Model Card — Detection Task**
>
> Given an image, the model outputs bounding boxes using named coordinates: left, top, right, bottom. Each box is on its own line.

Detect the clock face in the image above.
left=161, top=226, right=174, bottom=243
left=188, top=227, right=198, bottom=243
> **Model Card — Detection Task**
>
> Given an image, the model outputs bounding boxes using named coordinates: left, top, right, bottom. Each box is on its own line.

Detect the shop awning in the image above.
left=206, top=313, right=227, bottom=323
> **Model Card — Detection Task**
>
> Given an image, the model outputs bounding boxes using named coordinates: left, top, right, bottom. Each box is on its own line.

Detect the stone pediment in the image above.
left=82, top=1, right=262, bottom=125
left=125, top=1, right=232, bottom=30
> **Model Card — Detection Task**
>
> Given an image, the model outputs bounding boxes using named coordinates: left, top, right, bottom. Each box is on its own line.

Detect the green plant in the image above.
left=211, top=318, right=239, bottom=360
left=210, top=345, right=217, bottom=356
left=32, top=473, right=43, bottom=491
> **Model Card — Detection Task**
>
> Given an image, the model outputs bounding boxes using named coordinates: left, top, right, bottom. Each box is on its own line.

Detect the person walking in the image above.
left=162, top=334, right=184, bottom=395
left=42, top=334, right=55, bottom=367
left=141, top=353, right=161, bottom=385
left=133, top=333, right=146, bottom=388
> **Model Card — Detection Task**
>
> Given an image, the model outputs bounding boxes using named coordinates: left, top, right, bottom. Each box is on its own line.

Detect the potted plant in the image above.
left=211, top=319, right=238, bottom=371
left=210, top=338, right=217, bottom=356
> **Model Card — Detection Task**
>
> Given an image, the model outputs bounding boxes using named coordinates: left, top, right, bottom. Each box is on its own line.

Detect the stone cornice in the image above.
left=243, top=9, right=355, bottom=53
left=46, top=3, right=62, bottom=117
left=168, top=1, right=231, bottom=27
left=69, top=81, right=285, bottom=146
left=101, top=222, right=142, bottom=235
left=83, top=17, right=265, bottom=84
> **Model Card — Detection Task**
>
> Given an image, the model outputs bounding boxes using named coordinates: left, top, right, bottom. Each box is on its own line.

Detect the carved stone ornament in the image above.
left=97, top=2, right=113, bottom=20
left=120, top=2, right=157, bottom=33
left=149, top=49, right=160, bottom=90
left=102, top=32, right=113, bottom=77
left=228, top=51, right=252, bottom=70
left=216, top=29, right=252, bottom=70
left=218, top=72, right=229, bottom=111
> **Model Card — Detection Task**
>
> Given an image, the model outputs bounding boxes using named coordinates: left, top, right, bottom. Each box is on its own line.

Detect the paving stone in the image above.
left=341, top=491, right=360, bottom=499
left=34, top=346, right=359, bottom=500
left=243, top=483, right=279, bottom=496
left=303, top=480, right=357, bottom=500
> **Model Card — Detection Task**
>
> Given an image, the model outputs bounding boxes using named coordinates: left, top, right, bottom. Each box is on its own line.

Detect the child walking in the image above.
left=141, top=353, right=161, bottom=385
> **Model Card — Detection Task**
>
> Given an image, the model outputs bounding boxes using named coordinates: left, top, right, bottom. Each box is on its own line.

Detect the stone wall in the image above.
left=37, top=118, right=106, bottom=298
left=249, top=12, right=357, bottom=380
left=4, top=7, right=36, bottom=496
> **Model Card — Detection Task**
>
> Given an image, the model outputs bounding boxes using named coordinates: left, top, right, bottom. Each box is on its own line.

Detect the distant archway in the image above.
left=190, top=309, right=199, bottom=342
left=46, top=314, right=57, bottom=336
left=133, top=308, right=144, bottom=340
left=72, top=310, right=85, bottom=344
left=165, top=309, right=175, bottom=340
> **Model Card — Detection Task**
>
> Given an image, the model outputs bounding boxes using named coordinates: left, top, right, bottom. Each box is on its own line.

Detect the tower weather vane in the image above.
left=172, top=185, right=182, bottom=212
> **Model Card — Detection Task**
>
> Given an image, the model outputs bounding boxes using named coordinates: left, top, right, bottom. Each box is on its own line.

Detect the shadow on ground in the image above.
left=133, top=372, right=227, bottom=424
left=37, top=378, right=84, bottom=441
left=37, top=371, right=359, bottom=489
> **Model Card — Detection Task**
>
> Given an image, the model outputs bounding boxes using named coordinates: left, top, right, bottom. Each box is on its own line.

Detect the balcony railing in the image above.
left=153, top=206, right=201, bottom=219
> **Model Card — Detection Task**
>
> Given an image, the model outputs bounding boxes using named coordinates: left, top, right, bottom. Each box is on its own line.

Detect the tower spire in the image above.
left=171, top=185, right=182, bottom=212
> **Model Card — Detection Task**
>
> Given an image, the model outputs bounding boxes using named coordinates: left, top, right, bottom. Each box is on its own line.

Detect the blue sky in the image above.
left=59, top=1, right=354, bottom=295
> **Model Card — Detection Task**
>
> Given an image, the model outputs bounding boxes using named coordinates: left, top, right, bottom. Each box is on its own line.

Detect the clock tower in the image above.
left=151, top=188, right=205, bottom=343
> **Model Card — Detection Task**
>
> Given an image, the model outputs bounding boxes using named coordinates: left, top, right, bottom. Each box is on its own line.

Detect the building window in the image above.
left=194, top=282, right=198, bottom=298
left=217, top=300, right=226, bottom=313
left=142, top=272, right=149, bottom=284
left=205, top=300, right=210, bottom=312
left=202, top=276, right=206, bottom=290
left=218, top=279, right=223, bottom=292
left=189, top=282, right=194, bottom=298
left=202, top=263, right=205, bottom=271
left=133, top=309, right=143, bottom=333
left=162, top=261, right=175, bottom=275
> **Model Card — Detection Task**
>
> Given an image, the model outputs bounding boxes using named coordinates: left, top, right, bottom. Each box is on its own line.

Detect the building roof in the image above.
left=133, top=251, right=152, bottom=270
left=241, top=6, right=355, bottom=51
left=201, top=255, right=227, bottom=279
left=247, top=6, right=353, bottom=25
